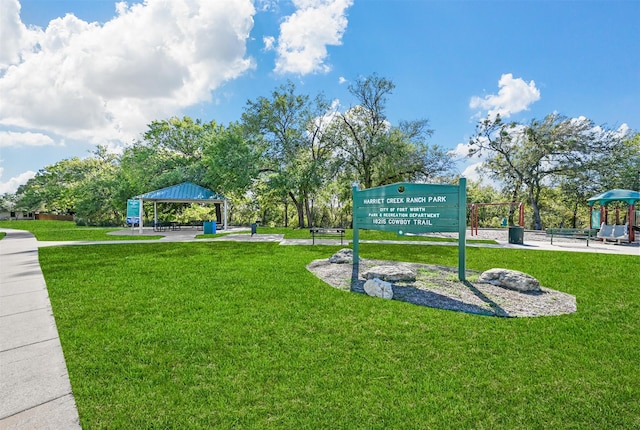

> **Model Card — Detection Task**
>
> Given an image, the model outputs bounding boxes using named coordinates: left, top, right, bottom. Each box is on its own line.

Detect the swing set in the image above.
left=469, top=202, right=525, bottom=236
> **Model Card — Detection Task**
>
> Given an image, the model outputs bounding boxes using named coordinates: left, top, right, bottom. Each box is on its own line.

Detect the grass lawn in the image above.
left=0, top=220, right=163, bottom=241
left=39, top=240, right=640, bottom=429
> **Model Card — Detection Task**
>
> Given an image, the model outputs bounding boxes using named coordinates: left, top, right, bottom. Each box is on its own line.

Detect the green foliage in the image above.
left=469, top=114, right=633, bottom=230
left=242, top=81, right=336, bottom=228
left=174, top=204, right=217, bottom=224
left=9, top=82, right=636, bottom=233
left=41, top=243, right=640, bottom=428
left=330, top=74, right=453, bottom=189
left=119, top=117, right=219, bottom=195
left=202, top=123, right=260, bottom=195
left=600, top=132, right=640, bottom=191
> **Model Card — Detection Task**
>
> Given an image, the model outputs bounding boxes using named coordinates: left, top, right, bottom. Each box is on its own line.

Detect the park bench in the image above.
left=546, top=228, right=598, bottom=246
left=597, top=223, right=629, bottom=244
left=310, top=228, right=346, bottom=245
left=176, top=220, right=204, bottom=230
left=189, top=220, right=204, bottom=230
left=153, top=221, right=172, bottom=232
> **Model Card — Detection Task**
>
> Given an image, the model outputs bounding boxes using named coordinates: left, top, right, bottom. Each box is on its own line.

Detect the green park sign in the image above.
left=352, top=178, right=467, bottom=280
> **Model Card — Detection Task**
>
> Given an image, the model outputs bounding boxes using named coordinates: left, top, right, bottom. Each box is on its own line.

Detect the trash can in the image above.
left=203, top=221, right=217, bottom=234
left=508, top=226, right=524, bottom=244
left=251, top=223, right=257, bottom=236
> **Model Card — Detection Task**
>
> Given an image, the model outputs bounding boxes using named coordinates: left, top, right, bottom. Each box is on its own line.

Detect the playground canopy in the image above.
left=587, top=189, right=640, bottom=206
left=133, top=182, right=228, bottom=232
left=587, top=189, right=639, bottom=242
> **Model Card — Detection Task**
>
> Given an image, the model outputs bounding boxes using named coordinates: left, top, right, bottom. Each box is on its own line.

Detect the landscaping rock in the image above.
left=329, top=248, right=356, bottom=264
left=363, top=278, right=394, bottom=299
left=363, top=265, right=416, bottom=282
left=477, top=268, right=542, bottom=293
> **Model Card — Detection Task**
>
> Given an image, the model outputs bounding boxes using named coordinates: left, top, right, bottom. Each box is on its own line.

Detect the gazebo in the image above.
left=133, top=182, right=228, bottom=233
left=587, top=189, right=640, bottom=242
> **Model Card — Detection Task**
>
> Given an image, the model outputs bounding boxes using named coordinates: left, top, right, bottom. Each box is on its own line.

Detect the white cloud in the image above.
left=0, top=0, right=256, bottom=146
left=449, top=142, right=497, bottom=187
left=470, top=73, right=540, bottom=119
left=0, top=0, right=42, bottom=68
left=0, top=130, right=57, bottom=147
left=448, top=142, right=483, bottom=160
left=338, top=76, right=347, bottom=84
left=263, top=35, right=276, bottom=51
left=274, top=0, right=353, bottom=75
left=255, top=0, right=278, bottom=12
left=0, top=168, right=35, bottom=194
left=460, top=161, right=484, bottom=182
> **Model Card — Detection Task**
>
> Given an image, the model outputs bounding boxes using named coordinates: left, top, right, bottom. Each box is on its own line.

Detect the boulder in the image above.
left=329, top=248, right=356, bottom=264
left=363, top=278, right=394, bottom=299
left=478, top=268, right=542, bottom=293
left=363, top=265, right=416, bottom=282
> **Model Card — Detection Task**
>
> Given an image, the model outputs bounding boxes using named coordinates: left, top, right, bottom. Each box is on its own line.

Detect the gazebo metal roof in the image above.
left=587, top=189, right=640, bottom=206
left=134, top=182, right=227, bottom=203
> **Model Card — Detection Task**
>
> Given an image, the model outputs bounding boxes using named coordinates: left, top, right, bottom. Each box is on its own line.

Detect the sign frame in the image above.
left=352, top=178, right=467, bottom=281
left=126, top=199, right=142, bottom=226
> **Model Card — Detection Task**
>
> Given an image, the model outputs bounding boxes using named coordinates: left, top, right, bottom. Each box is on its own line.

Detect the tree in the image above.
left=14, top=146, right=131, bottom=225
left=468, top=113, right=627, bottom=230
left=0, top=193, right=17, bottom=215
left=330, top=74, right=452, bottom=189
left=17, top=157, right=91, bottom=215
left=242, top=81, right=336, bottom=228
left=201, top=122, right=261, bottom=196
left=73, top=146, right=122, bottom=225
left=141, top=116, right=219, bottom=185
left=598, top=132, right=640, bottom=191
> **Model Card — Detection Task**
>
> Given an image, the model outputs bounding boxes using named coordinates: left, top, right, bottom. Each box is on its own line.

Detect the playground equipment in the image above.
left=588, top=189, right=640, bottom=243
left=469, top=202, right=525, bottom=236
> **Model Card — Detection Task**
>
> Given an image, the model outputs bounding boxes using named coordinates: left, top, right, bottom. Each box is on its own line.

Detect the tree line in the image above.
left=3, top=74, right=638, bottom=230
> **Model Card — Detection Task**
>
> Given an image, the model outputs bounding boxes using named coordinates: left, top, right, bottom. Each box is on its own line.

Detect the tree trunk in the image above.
left=283, top=200, right=289, bottom=228
left=289, top=191, right=305, bottom=228
left=215, top=203, right=222, bottom=223
left=305, top=194, right=314, bottom=228
left=571, top=202, right=579, bottom=228
left=507, top=188, right=519, bottom=226
left=529, top=188, right=542, bottom=230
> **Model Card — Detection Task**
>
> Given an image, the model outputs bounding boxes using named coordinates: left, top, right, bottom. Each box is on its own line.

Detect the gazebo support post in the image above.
left=224, top=200, right=228, bottom=230
left=139, top=199, right=143, bottom=234
left=630, top=204, right=635, bottom=242
left=154, top=202, right=158, bottom=231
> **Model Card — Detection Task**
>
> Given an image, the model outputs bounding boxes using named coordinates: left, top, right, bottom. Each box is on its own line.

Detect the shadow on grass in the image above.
left=350, top=270, right=511, bottom=317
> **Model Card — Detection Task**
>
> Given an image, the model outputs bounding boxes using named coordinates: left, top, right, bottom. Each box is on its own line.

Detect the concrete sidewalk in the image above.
left=0, top=229, right=81, bottom=429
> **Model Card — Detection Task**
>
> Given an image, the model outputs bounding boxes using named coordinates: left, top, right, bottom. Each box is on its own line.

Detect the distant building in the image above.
left=0, top=211, right=35, bottom=220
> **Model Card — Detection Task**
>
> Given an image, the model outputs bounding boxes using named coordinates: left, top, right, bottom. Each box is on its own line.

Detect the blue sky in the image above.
left=1, top=0, right=638, bottom=194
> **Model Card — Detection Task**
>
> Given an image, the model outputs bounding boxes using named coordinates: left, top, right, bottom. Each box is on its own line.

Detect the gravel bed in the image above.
left=307, top=258, right=577, bottom=318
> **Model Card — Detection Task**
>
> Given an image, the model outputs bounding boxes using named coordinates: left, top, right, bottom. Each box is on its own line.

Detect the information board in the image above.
left=352, top=179, right=467, bottom=280
left=353, top=182, right=462, bottom=235
left=126, top=199, right=141, bottom=225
